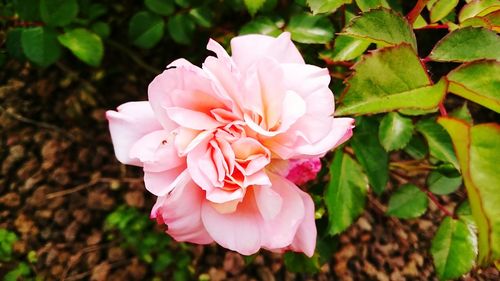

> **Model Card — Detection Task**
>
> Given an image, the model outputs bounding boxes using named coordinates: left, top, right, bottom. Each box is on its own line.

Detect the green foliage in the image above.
left=340, top=8, right=417, bottom=50
left=386, top=184, right=428, bottom=219
left=429, top=27, right=500, bottom=62
left=168, top=14, right=196, bottom=45
left=336, top=44, right=446, bottom=116
left=21, top=26, right=62, bottom=67
left=145, top=0, right=175, bottom=16
left=0, top=229, right=18, bottom=261
left=431, top=217, right=477, bottom=280
left=244, top=0, right=266, bottom=16
left=129, top=11, right=165, bottom=48
left=286, top=13, right=334, bottom=44
left=447, top=60, right=500, bottom=113
left=325, top=150, right=368, bottom=235
left=351, top=117, right=389, bottom=194
left=427, top=171, right=462, bottom=195
left=40, top=0, right=79, bottom=27
left=355, top=0, right=390, bottom=11
left=307, top=0, right=351, bottom=14
left=320, top=35, right=370, bottom=62
left=416, top=119, right=459, bottom=170
left=240, top=17, right=283, bottom=36
left=378, top=112, right=414, bottom=151
left=105, top=205, right=191, bottom=275
left=284, top=252, right=320, bottom=273
left=58, top=28, right=104, bottom=66
left=438, top=118, right=500, bottom=266
left=3, top=262, right=32, bottom=281
left=429, top=0, right=459, bottom=23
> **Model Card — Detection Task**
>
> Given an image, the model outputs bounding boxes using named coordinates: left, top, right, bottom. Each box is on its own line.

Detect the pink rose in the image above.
left=286, top=158, right=322, bottom=186
left=106, top=32, right=354, bottom=257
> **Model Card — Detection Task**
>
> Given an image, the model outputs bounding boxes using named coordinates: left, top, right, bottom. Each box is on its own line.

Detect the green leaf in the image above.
left=457, top=201, right=475, bottom=226
left=3, top=262, right=31, bottom=281
left=378, top=112, right=414, bottom=151
left=326, top=151, right=368, bottom=235
left=40, top=0, right=78, bottom=27
left=145, top=0, right=175, bottom=16
left=307, top=0, right=351, bottom=15
left=319, top=35, right=370, bottom=62
left=189, top=7, right=214, bottom=28
left=129, top=11, right=165, bottom=49
left=429, top=0, right=459, bottom=23
left=340, top=8, right=417, bottom=50
left=21, top=26, right=62, bottom=67
left=460, top=10, right=500, bottom=31
left=438, top=118, right=500, bottom=266
left=167, top=14, right=196, bottom=45
left=6, top=28, right=25, bottom=61
left=87, top=3, right=107, bottom=20
left=459, top=0, right=500, bottom=22
left=429, top=27, right=500, bottom=62
left=431, top=217, right=477, bottom=280
left=351, top=117, right=389, bottom=194
left=244, top=0, right=266, bottom=16
left=0, top=229, right=18, bottom=261
left=404, top=134, right=429, bottom=160
left=446, top=60, right=500, bottom=113
left=413, top=15, right=428, bottom=28
left=387, top=184, right=428, bottom=219
left=13, top=0, right=40, bottom=21
left=285, top=13, right=334, bottom=44
left=336, top=44, right=447, bottom=116
left=355, top=0, right=390, bottom=11
left=57, top=28, right=103, bottom=67
left=240, top=17, right=283, bottom=36
left=91, top=22, right=111, bottom=39
left=427, top=171, right=462, bottom=195
left=416, top=118, right=459, bottom=170
left=449, top=103, right=473, bottom=125
left=284, top=252, right=320, bottom=273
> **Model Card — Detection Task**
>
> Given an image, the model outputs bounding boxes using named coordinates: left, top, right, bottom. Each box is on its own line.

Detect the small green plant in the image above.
left=105, top=205, right=192, bottom=278
left=0, top=228, right=18, bottom=262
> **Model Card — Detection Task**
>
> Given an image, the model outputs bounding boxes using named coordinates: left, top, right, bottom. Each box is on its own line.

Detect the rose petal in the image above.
left=106, top=101, right=162, bottom=166
left=144, top=166, right=188, bottom=196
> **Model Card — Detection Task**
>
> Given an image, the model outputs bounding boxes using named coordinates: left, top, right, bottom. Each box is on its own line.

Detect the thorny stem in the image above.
left=407, top=0, right=430, bottom=25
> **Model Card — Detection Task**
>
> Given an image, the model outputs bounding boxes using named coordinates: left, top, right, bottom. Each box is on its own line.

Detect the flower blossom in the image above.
left=106, top=32, right=354, bottom=257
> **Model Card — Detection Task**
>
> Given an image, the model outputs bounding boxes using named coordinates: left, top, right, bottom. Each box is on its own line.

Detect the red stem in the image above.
left=439, top=103, right=448, bottom=117
left=422, top=188, right=457, bottom=219
left=407, top=0, right=430, bottom=25
left=417, top=23, right=450, bottom=30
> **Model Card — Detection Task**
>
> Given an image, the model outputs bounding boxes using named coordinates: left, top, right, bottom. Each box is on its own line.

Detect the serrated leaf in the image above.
left=427, top=171, right=462, bottom=195
left=129, top=11, right=165, bottom=49
left=461, top=10, right=500, bottom=31
left=387, top=184, right=428, bottom=219
left=284, top=252, right=320, bottom=273
left=429, top=27, right=500, bottom=62
left=416, top=118, right=459, bottom=170
left=413, top=15, right=428, bottom=28
left=431, top=217, right=477, bottom=280
left=340, top=8, right=417, bottom=50
left=355, top=0, right=390, bottom=11
left=429, top=0, right=459, bottom=23
left=58, top=28, right=103, bottom=67
left=167, top=14, right=196, bottom=45
left=286, top=13, right=334, bottom=44
left=336, top=44, right=447, bottom=116
left=350, top=117, right=388, bottom=194
left=446, top=60, right=500, bottom=113
left=320, top=35, right=370, bottom=62
left=459, top=0, right=500, bottom=22
left=145, top=0, right=175, bottom=16
left=449, top=103, right=473, bottom=124
left=21, top=26, right=62, bottom=67
left=40, top=0, right=78, bottom=27
left=438, top=118, right=500, bottom=266
left=326, top=151, right=368, bottom=235
left=378, top=112, right=414, bottom=151
left=244, top=0, right=265, bottom=16
left=240, top=17, right=283, bottom=36
left=307, top=0, right=351, bottom=14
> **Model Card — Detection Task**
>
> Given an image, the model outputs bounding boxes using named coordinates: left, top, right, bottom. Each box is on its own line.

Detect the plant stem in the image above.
left=439, top=102, right=448, bottom=116
left=407, top=0, right=430, bottom=25
left=106, top=39, right=161, bottom=75
left=416, top=23, right=450, bottom=30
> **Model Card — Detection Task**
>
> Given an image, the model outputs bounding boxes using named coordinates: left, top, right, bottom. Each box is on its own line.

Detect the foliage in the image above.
left=0, top=228, right=18, bottom=262
left=2, top=0, right=500, bottom=279
left=105, top=205, right=192, bottom=278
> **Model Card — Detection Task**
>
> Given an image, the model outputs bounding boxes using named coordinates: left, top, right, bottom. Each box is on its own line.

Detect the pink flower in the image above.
left=286, top=158, right=322, bottom=186
left=106, top=32, right=354, bottom=257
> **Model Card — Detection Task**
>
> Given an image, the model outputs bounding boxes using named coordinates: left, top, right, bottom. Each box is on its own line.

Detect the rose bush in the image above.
left=107, top=32, right=354, bottom=256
